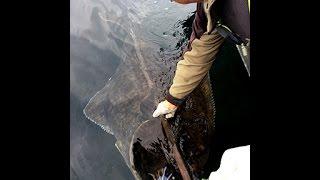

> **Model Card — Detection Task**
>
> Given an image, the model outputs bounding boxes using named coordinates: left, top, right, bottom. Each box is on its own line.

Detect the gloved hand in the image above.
left=152, top=100, right=178, bottom=119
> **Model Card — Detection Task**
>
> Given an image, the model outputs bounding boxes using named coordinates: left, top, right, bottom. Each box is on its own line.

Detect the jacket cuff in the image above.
left=165, top=93, right=185, bottom=106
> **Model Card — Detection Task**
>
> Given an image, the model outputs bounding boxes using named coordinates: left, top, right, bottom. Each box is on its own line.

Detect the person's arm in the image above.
left=166, top=29, right=224, bottom=106
left=153, top=30, right=224, bottom=118
left=153, top=0, right=223, bottom=118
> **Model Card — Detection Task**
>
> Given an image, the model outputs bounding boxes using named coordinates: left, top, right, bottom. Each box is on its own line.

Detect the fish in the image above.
left=74, top=0, right=216, bottom=179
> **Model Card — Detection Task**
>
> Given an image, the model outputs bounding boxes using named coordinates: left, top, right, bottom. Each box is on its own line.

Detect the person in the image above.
left=153, top=0, right=225, bottom=118
left=153, top=0, right=250, bottom=118
left=153, top=1, right=251, bottom=179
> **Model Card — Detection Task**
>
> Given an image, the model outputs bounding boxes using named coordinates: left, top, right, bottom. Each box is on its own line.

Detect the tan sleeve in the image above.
left=168, top=30, right=224, bottom=100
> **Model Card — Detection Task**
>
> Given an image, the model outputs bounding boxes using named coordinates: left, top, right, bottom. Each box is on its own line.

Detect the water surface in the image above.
left=70, top=1, right=196, bottom=179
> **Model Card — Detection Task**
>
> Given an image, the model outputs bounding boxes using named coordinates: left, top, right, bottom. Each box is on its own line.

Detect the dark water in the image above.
left=70, top=0, right=250, bottom=179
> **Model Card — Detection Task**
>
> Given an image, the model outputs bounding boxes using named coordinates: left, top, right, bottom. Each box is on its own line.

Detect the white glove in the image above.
left=152, top=100, right=178, bottom=119
left=208, top=145, right=250, bottom=180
